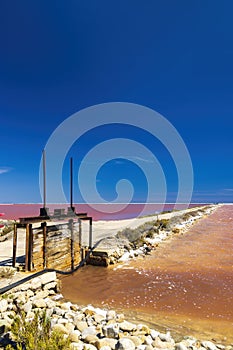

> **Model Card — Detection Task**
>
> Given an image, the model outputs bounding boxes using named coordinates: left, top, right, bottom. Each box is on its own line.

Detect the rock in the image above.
left=83, top=344, right=97, bottom=350
left=136, top=324, right=151, bottom=335
left=57, top=318, right=68, bottom=324
left=29, top=277, right=42, bottom=290
left=102, top=324, right=119, bottom=338
left=75, top=321, right=89, bottom=332
left=0, top=300, right=8, bottom=313
left=150, top=329, right=160, bottom=339
left=32, top=298, right=47, bottom=308
left=119, top=320, right=136, bottom=332
left=95, top=338, right=117, bottom=350
left=152, top=336, right=174, bottom=349
left=116, top=338, right=136, bottom=350
left=70, top=343, right=84, bottom=350
left=69, top=330, right=81, bottom=342
left=93, top=313, right=105, bottom=324
left=60, top=302, right=72, bottom=311
left=43, top=281, right=57, bottom=290
left=26, top=289, right=34, bottom=298
left=20, top=283, right=32, bottom=291
left=136, top=346, right=147, bottom=350
left=45, top=298, right=56, bottom=308
left=52, top=323, right=69, bottom=334
left=40, top=271, right=57, bottom=285
left=54, top=306, right=65, bottom=316
left=116, top=314, right=125, bottom=322
left=22, top=301, right=32, bottom=314
left=99, top=346, right=111, bottom=350
left=128, top=335, right=143, bottom=347
left=106, top=310, right=116, bottom=321
left=201, top=341, right=217, bottom=350
left=65, top=322, right=75, bottom=333
left=159, top=331, right=172, bottom=342
left=85, top=335, right=99, bottom=344
left=175, top=343, right=188, bottom=350
left=81, top=326, right=97, bottom=340
left=33, top=290, right=49, bottom=299
left=144, top=335, right=153, bottom=345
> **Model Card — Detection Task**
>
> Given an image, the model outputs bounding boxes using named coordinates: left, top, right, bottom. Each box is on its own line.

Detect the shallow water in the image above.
left=61, top=205, right=233, bottom=344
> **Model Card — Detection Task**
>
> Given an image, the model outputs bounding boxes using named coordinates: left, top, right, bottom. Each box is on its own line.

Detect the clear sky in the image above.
left=0, top=1, right=232, bottom=204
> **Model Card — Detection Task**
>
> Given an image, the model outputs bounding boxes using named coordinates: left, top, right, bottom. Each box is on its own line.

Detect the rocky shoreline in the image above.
left=92, top=205, right=219, bottom=266
left=0, top=271, right=232, bottom=350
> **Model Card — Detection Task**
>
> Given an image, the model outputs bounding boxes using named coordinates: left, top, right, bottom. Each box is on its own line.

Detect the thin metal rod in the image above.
left=70, top=157, right=73, bottom=208
left=43, top=150, right=46, bottom=209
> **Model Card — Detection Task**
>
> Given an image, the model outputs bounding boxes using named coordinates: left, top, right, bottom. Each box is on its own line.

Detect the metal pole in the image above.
left=43, top=149, right=46, bottom=209
left=70, top=157, right=73, bottom=209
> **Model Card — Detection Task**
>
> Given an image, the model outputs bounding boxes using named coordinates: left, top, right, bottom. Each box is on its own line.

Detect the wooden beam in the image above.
left=25, top=224, right=30, bottom=272
left=12, top=223, right=17, bottom=268
left=42, top=222, right=47, bottom=269
left=28, top=224, right=33, bottom=271
left=69, top=219, right=74, bottom=270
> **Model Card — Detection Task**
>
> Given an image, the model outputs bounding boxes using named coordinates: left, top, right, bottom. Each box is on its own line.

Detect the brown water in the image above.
left=61, top=205, right=233, bottom=344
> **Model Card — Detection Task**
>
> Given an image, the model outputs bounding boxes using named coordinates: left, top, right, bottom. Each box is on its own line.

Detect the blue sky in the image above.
left=0, top=0, right=232, bottom=204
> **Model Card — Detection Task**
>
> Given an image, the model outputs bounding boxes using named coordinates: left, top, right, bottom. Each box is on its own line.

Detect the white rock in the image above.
left=0, top=300, right=8, bottom=313
left=40, top=272, right=57, bottom=285
left=22, top=301, right=32, bottom=314
left=83, top=344, right=97, bottom=350
left=30, top=277, right=42, bottom=290
left=32, top=298, right=46, bottom=308
left=116, top=338, right=135, bottom=350
left=119, top=320, right=136, bottom=332
left=159, top=331, right=172, bottom=342
left=70, top=343, right=83, bottom=350
left=43, top=281, right=57, bottom=290
left=81, top=326, right=97, bottom=340
left=102, top=323, right=119, bottom=338
left=118, top=252, right=130, bottom=262
left=52, top=323, right=69, bottom=334
left=69, top=330, right=81, bottom=342
left=175, top=343, right=188, bottom=350
left=201, top=341, right=217, bottom=350
left=150, top=329, right=160, bottom=339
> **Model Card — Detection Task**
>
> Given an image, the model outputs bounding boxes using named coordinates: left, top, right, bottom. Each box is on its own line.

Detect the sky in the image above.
left=0, top=0, right=232, bottom=204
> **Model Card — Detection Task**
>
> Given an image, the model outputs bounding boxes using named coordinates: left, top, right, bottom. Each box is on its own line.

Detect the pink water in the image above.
left=0, top=203, right=205, bottom=220
left=61, top=205, right=233, bottom=344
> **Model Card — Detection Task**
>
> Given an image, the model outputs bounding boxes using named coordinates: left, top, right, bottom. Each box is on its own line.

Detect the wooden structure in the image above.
left=12, top=213, right=93, bottom=272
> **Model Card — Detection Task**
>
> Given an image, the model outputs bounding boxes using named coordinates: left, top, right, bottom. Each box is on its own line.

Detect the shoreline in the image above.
left=1, top=204, right=233, bottom=349
left=1, top=270, right=232, bottom=349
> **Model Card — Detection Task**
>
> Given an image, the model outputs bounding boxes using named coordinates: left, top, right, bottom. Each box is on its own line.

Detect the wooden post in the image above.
left=12, top=223, right=17, bottom=268
left=89, top=218, right=92, bottom=249
left=42, top=222, right=47, bottom=268
left=69, top=219, right=74, bottom=270
left=78, top=219, right=82, bottom=248
left=28, top=224, right=33, bottom=271
left=25, top=224, right=30, bottom=272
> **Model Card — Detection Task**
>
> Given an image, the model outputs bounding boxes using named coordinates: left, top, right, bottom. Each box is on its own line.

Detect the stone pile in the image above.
left=0, top=272, right=231, bottom=350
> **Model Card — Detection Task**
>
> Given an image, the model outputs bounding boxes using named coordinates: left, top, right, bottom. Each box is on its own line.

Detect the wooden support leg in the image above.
left=42, top=222, right=47, bottom=269
left=69, top=219, right=74, bottom=270
left=89, top=218, right=92, bottom=249
left=12, top=224, right=17, bottom=268
left=25, top=224, right=30, bottom=272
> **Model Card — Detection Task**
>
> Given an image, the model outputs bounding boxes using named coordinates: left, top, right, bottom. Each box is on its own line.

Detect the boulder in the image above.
left=52, top=323, right=69, bottom=334
left=102, top=323, right=119, bottom=338
left=119, top=320, right=136, bottom=332
left=69, top=330, right=81, bottom=343
left=201, top=341, right=217, bottom=350
left=95, top=338, right=117, bottom=350
left=116, top=338, right=135, bottom=350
